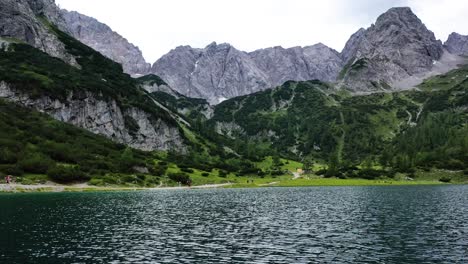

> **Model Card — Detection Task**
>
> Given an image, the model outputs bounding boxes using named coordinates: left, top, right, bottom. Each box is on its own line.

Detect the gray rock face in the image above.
left=445, top=33, right=468, bottom=56
left=0, top=81, right=185, bottom=151
left=340, top=7, right=445, bottom=91
left=250, top=43, right=344, bottom=85
left=152, top=43, right=270, bottom=103
left=341, top=28, right=366, bottom=64
left=61, top=10, right=151, bottom=75
left=152, top=42, right=343, bottom=103
left=0, top=0, right=77, bottom=65
left=25, top=0, right=69, bottom=32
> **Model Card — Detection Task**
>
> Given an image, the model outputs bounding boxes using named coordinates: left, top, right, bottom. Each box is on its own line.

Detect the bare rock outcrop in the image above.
left=61, top=10, right=151, bottom=75
left=0, top=0, right=76, bottom=65
left=0, top=81, right=184, bottom=151
left=339, top=7, right=445, bottom=91
left=152, top=42, right=343, bottom=103
left=445, top=32, right=468, bottom=56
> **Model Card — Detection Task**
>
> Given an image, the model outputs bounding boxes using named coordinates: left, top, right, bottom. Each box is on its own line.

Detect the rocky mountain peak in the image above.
left=152, top=42, right=344, bottom=103
left=375, top=7, right=416, bottom=24
left=445, top=32, right=468, bottom=56
left=204, top=41, right=233, bottom=55
left=61, top=10, right=151, bottom=75
left=339, top=6, right=445, bottom=92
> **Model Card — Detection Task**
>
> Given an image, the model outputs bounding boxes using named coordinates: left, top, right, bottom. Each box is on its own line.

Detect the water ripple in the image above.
left=0, top=186, right=467, bottom=263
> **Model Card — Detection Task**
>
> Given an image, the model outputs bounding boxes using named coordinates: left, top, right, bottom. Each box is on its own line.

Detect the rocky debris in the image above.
left=339, top=7, right=445, bottom=92
left=152, top=42, right=343, bottom=103
left=61, top=10, right=151, bottom=76
left=0, top=0, right=77, bottom=65
left=445, top=32, right=468, bottom=56
left=0, top=81, right=185, bottom=152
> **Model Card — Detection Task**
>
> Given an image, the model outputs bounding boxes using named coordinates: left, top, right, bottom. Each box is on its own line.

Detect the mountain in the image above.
left=0, top=0, right=186, bottom=152
left=151, top=42, right=343, bottom=103
left=152, top=7, right=467, bottom=102
left=0, top=0, right=76, bottom=65
left=445, top=32, right=468, bottom=56
left=56, top=6, right=467, bottom=103
left=248, top=43, right=343, bottom=87
left=199, top=67, right=467, bottom=171
left=339, top=7, right=454, bottom=92
left=61, top=10, right=151, bottom=76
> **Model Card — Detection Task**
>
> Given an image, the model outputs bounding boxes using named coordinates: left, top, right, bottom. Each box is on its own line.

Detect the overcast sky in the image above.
left=55, top=0, right=468, bottom=63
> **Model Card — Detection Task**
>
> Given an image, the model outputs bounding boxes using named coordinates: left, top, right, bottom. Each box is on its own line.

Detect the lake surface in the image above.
left=0, top=186, right=467, bottom=263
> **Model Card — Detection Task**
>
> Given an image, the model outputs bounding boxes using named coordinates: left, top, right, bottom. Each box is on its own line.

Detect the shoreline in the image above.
left=0, top=180, right=463, bottom=193
left=0, top=183, right=233, bottom=193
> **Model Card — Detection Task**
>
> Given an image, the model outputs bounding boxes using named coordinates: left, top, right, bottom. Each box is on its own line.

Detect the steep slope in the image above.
left=0, top=0, right=76, bottom=65
left=152, top=42, right=270, bottom=103
left=0, top=18, right=185, bottom=151
left=339, top=7, right=456, bottom=92
left=0, top=98, right=156, bottom=181
left=152, top=42, right=343, bottom=103
left=445, top=33, right=468, bottom=56
left=61, top=10, right=151, bottom=76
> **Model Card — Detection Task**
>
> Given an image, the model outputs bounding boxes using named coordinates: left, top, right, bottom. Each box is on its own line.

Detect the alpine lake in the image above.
left=1, top=185, right=467, bottom=263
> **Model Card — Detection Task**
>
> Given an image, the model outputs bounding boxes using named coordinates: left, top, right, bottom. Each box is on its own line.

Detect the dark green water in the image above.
left=0, top=186, right=467, bottom=263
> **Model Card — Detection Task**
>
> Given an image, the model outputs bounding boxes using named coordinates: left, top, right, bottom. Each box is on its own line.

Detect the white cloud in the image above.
left=55, top=0, right=468, bottom=63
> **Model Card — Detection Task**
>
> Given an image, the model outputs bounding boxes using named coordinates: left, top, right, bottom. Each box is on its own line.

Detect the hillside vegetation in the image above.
left=200, top=70, right=467, bottom=179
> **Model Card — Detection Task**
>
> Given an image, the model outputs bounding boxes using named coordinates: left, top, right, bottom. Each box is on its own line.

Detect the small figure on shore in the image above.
left=5, top=175, right=12, bottom=184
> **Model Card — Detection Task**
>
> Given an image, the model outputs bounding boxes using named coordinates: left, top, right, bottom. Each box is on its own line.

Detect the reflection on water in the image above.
left=0, top=186, right=467, bottom=263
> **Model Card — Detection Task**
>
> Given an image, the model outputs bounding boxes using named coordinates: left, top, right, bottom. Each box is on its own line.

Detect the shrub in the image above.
left=441, top=159, right=464, bottom=170
left=358, top=169, right=384, bottom=180
left=218, top=170, right=228, bottom=178
left=0, top=164, right=24, bottom=176
left=270, top=170, right=283, bottom=176
left=181, top=168, right=194, bottom=173
left=201, top=172, right=210, bottom=177
left=0, top=148, right=18, bottom=164
left=122, top=175, right=138, bottom=183
left=152, top=165, right=167, bottom=176
left=316, top=169, right=327, bottom=176
left=136, top=174, right=146, bottom=181
left=439, top=177, right=452, bottom=183
left=89, top=178, right=105, bottom=186
left=168, top=173, right=191, bottom=185
left=102, top=175, right=119, bottom=185
left=47, top=166, right=89, bottom=183
left=18, top=153, right=55, bottom=174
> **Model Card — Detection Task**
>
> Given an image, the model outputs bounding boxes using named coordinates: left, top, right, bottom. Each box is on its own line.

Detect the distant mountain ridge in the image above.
left=152, top=42, right=344, bottom=103
left=445, top=32, right=468, bottom=56
left=150, top=7, right=466, bottom=102
left=9, top=2, right=468, bottom=103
